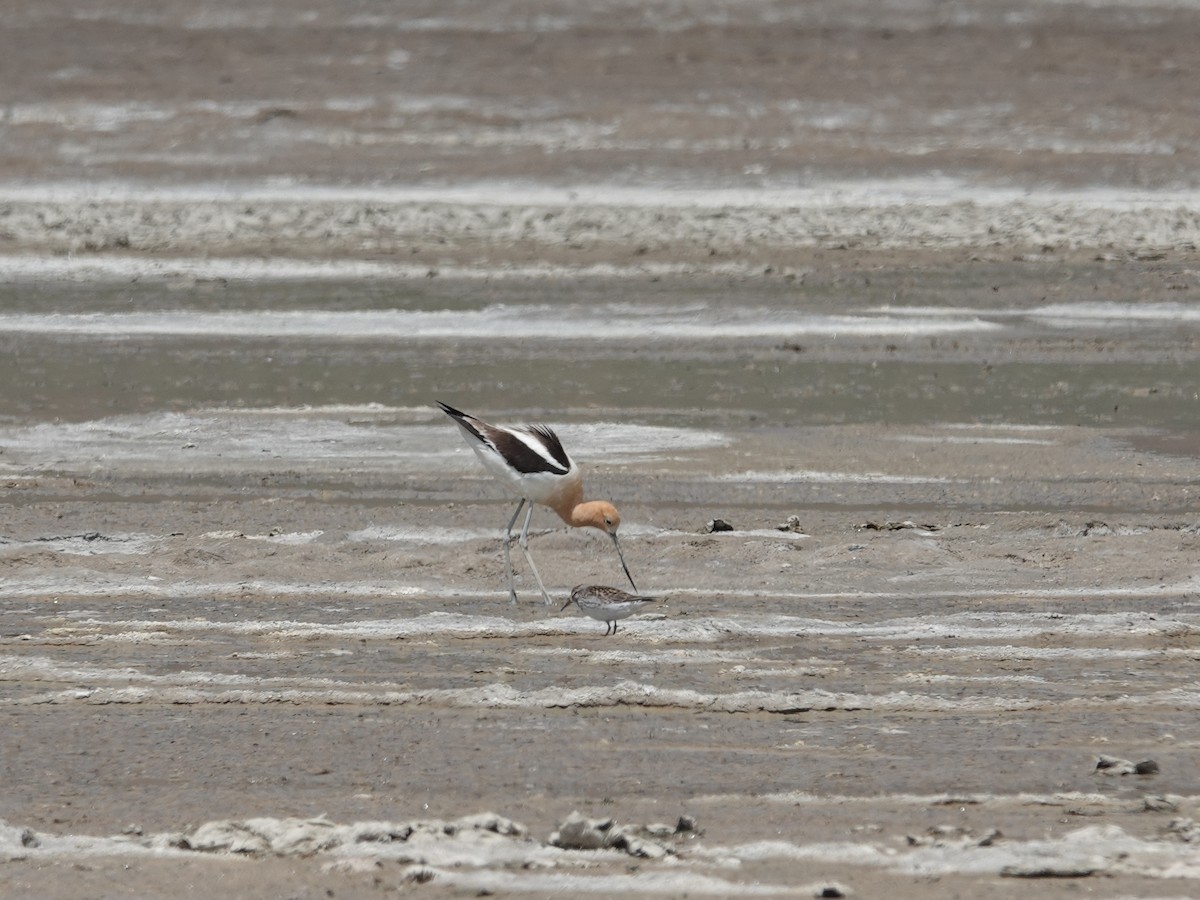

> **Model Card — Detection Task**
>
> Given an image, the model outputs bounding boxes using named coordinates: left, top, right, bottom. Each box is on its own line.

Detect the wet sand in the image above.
left=3, top=1, right=1200, bottom=897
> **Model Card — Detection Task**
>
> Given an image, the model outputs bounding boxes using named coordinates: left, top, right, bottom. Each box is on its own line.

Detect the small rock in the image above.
left=704, top=518, right=734, bottom=533
left=977, top=828, right=1002, bottom=846
left=777, top=515, right=804, bottom=533
left=1094, top=754, right=1131, bottom=774
left=816, top=885, right=848, bottom=898
left=675, top=814, right=698, bottom=834
left=551, top=812, right=616, bottom=851
left=550, top=811, right=673, bottom=859
left=1143, top=795, right=1179, bottom=813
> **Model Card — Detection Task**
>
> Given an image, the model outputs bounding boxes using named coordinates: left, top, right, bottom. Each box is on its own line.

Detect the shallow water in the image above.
left=1, top=271, right=1198, bottom=432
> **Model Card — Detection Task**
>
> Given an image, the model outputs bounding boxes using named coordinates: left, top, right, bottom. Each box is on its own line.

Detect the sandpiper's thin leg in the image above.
left=517, top=502, right=554, bottom=605
left=502, top=499, right=526, bottom=604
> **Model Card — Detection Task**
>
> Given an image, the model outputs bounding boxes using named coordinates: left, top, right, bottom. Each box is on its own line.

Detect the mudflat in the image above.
left=2, top=1, right=1200, bottom=897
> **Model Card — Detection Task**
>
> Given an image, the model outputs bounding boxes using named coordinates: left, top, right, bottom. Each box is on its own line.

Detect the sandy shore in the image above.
left=3, top=1, right=1200, bottom=898
left=1, top=181, right=1199, bottom=270
left=3, top=336, right=1200, bottom=898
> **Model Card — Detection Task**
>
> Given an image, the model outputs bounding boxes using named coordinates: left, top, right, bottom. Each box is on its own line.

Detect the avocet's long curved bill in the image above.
left=612, top=533, right=637, bottom=592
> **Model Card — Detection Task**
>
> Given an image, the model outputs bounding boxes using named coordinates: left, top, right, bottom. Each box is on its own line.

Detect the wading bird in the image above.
left=437, top=401, right=637, bottom=603
left=562, top=584, right=657, bottom=635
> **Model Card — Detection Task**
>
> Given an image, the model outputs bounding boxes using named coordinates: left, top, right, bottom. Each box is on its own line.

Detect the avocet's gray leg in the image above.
left=516, top=502, right=553, bottom=605
left=502, top=499, right=526, bottom=604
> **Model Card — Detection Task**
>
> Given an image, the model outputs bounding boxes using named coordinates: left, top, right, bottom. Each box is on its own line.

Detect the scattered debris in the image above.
left=1000, top=860, right=1102, bottom=878
left=549, top=811, right=686, bottom=859
left=906, top=825, right=1000, bottom=848
left=403, top=866, right=437, bottom=884
left=854, top=520, right=939, bottom=533
left=321, top=857, right=382, bottom=875
left=1167, top=818, right=1200, bottom=842
left=1094, top=755, right=1159, bottom=776
left=703, top=519, right=734, bottom=533
left=776, top=515, right=805, bottom=533
left=7, top=814, right=1200, bottom=886
left=1059, top=520, right=1117, bottom=537
left=1053, top=520, right=1200, bottom=537
left=176, top=811, right=527, bottom=857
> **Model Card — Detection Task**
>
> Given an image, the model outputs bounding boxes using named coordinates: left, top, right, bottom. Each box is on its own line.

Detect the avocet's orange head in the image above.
left=571, top=501, right=636, bottom=592
left=573, top=500, right=621, bottom=535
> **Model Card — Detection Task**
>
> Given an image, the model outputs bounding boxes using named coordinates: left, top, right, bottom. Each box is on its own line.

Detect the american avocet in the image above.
left=437, top=401, right=637, bottom=604
left=562, top=584, right=657, bottom=635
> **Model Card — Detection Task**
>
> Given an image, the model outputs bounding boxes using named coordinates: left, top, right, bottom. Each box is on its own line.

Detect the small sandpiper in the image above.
left=562, top=584, right=658, bottom=635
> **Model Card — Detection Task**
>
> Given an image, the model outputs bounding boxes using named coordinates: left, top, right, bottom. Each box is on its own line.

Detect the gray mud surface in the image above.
left=3, top=1, right=1200, bottom=897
